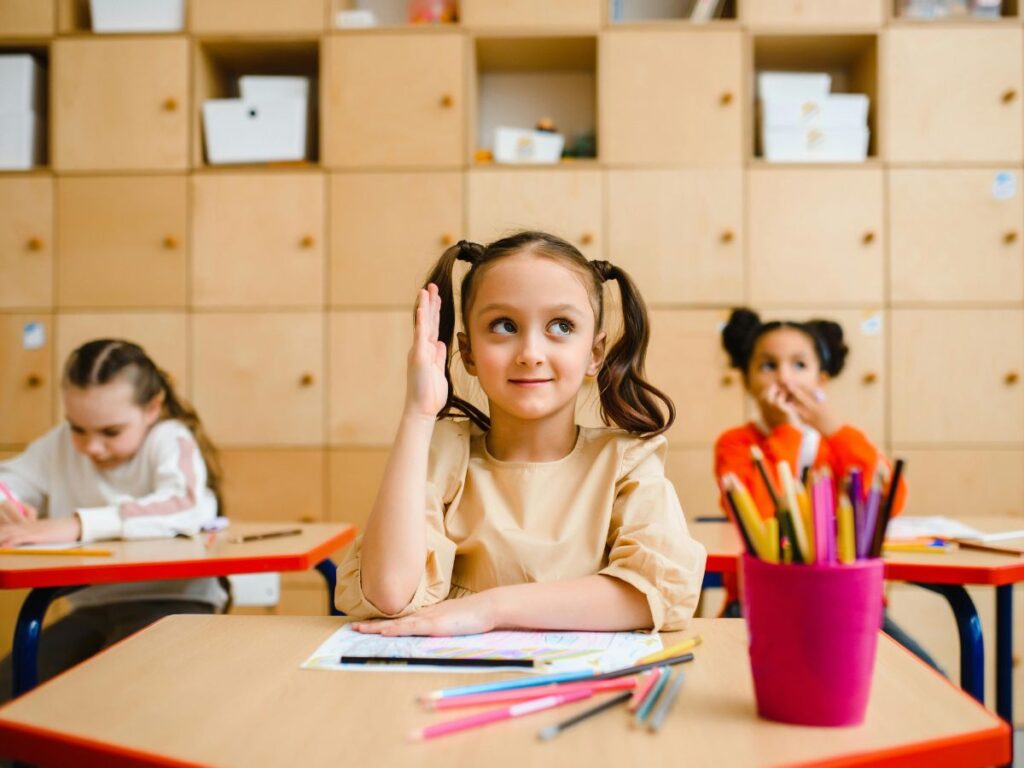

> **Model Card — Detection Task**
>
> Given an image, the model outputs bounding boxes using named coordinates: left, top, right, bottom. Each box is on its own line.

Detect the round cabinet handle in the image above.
left=719, top=91, right=733, bottom=106
left=580, top=232, right=594, bottom=246
left=1005, top=371, right=1020, bottom=385
left=720, top=230, right=734, bottom=244
left=1004, top=231, right=1019, bottom=245
left=300, top=235, right=316, bottom=248
left=26, top=236, right=44, bottom=251
left=862, top=371, right=878, bottom=385
left=26, top=373, right=43, bottom=388
left=862, top=231, right=876, bottom=245
left=1002, top=88, right=1018, bottom=104
left=721, top=373, right=734, bottom=387
left=299, top=372, right=315, bottom=387
left=440, top=93, right=454, bottom=108
left=440, top=233, right=454, bottom=247
left=300, top=515, right=316, bottom=524
left=163, top=97, right=178, bottom=112
left=162, top=235, right=178, bottom=250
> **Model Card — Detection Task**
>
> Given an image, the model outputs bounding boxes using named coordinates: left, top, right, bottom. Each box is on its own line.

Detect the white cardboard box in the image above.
left=0, top=112, right=44, bottom=170
left=762, top=126, right=870, bottom=163
left=202, top=97, right=308, bottom=164
left=758, top=71, right=832, bottom=101
left=238, top=76, right=310, bottom=102
left=493, top=126, right=565, bottom=164
left=89, top=0, right=184, bottom=33
left=762, top=94, right=870, bottom=129
left=0, top=55, right=44, bottom=114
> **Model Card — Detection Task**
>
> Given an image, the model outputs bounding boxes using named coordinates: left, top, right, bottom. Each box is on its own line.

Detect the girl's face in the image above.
left=746, top=327, right=827, bottom=399
left=458, top=252, right=606, bottom=425
left=63, top=379, right=162, bottom=471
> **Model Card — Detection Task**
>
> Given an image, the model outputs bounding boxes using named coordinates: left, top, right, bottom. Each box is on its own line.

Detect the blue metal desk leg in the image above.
left=12, top=586, right=82, bottom=698
left=996, top=584, right=1013, bottom=725
left=913, top=583, right=985, bottom=704
left=315, top=559, right=342, bottom=616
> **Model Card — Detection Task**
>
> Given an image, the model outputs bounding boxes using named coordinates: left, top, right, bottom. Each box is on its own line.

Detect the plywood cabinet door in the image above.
left=53, top=38, right=189, bottom=171
left=0, top=178, right=52, bottom=309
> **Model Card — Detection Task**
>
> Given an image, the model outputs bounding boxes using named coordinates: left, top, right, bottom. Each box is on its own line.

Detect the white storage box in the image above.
left=0, top=112, right=44, bottom=170
left=239, top=76, right=310, bottom=102
left=493, top=126, right=565, bottom=164
left=0, top=55, right=44, bottom=114
left=762, top=94, right=870, bottom=130
left=762, top=126, right=869, bottom=163
left=758, top=71, right=831, bottom=101
left=89, top=0, right=184, bottom=33
left=202, top=97, right=308, bottom=164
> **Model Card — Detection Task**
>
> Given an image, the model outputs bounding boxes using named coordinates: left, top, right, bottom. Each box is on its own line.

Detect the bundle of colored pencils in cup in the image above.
left=719, top=447, right=905, bottom=565
left=409, top=636, right=701, bottom=742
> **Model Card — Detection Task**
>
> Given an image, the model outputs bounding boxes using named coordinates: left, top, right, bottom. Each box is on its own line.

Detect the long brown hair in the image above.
left=425, top=230, right=675, bottom=437
left=62, top=339, right=223, bottom=509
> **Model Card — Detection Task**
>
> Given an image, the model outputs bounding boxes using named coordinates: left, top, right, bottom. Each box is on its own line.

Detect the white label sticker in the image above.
left=860, top=313, right=882, bottom=336
left=993, top=171, right=1017, bottom=200
left=22, top=321, right=45, bottom=350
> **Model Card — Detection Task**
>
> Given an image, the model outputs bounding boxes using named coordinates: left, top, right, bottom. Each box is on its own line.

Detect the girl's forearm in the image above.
left=359, top=414, right=435, bottom=614
left=485, top=575, right=653, bottom=632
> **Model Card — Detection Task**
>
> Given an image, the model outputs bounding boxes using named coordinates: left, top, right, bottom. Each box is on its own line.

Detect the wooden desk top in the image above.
left=693, top=516, right=1024, bottom=586
left=0, top=616, right=1008, bottom=768
left=0, top=522, right=356, bottom=589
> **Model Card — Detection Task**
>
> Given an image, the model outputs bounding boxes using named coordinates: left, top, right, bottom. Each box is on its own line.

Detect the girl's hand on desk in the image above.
left=351, top=594, right=496, bottom=637
left=0, top=499, right=37, bottom=524
left=405, top=283, right=449, bottom=421
left=784, top=383, right=841, bottom=437
left=0, top=516, right=81, bottom=547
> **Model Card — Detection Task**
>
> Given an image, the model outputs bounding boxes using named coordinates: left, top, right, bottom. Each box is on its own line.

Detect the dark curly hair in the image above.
left=721, top=307, right=848, bottom=378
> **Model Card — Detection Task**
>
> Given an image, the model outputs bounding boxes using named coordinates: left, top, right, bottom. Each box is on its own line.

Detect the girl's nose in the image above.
left=515, top=332, right=544, bottom=366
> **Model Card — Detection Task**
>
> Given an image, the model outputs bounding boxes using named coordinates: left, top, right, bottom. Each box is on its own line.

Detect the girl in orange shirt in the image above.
left=713, top=308, right=939, bottom=671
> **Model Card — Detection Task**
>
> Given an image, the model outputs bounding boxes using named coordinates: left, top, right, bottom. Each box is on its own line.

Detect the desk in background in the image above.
left=0, top=521, right=356, bottom=697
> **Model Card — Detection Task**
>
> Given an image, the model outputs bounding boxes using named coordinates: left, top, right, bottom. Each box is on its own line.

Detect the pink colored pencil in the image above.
left=627, top=671, right=660, bottom=712
left=429, top=676, right=636, bottom=711
left=0, top=482, right=27, bottom=519
left=812, top=475, right=828, bottom=564
left=409, top=688, right=594, bottom=741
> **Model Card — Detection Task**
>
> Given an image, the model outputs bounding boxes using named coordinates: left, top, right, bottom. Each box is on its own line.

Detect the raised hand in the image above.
left=757, top=383, right=800, bottom=429
left=784, top=383, right=841, bottom=437
left=405, top=283, right=450, bottom=420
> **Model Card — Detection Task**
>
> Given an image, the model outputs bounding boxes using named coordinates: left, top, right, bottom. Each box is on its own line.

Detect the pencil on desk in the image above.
left=428, top=677, right=636, bottom=711
left=0, top=547, right=112, bottom=557
left=945, top=538, right=1024, bottom=557
left=341, top=656, right=535, bottom=669
left=637, top=635, right=701, bottom=665
left=647, top=669, right=685, bottom=733
left=634, top=666, right=671, bottom=724
left=537, top=690, right=633, bottom=742
left=228, top=528, right=302, bottom=544
left=627, top=670, right=659, bottom=712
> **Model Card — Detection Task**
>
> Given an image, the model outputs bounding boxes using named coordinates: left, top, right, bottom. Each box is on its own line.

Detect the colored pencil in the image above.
left=883, top=542, right=950, bottom=555
left=647, top=669, right=686, bottom=732
left=870, top=459, right=905, bottom=558
left=763, top=517, right=780, bottom=564
left=837, top=492, right=856, bottom=564
left=0, top=481, right=28, bottom=518
left=410, top=688, right=594, bottom=741
left=944, top=538, right=1024, bottom=557
left=537, top=690, right=633, bottom=742
left=228, top=528, right=301, bottom=543
left=859, top=467, right=883, bottom=559
left=849, top=468, right=864, bottom=556
left=721, top=480, right=756, bottom=555
left=637, top=635, right=701, bottom=665
left=627, top=671, right=660, bottom=712
left=634, top=666, right=672, bottom=724
left=777, top=461, right=809, bottom=564
left=749, top=445, right=782, bottom=510
left=428, top=677, right=636, bottom=711
left=0, top=547, right=112, bottom=557
left=341, top=656, right=536, bottom=668
left=796, top=478, right=815, bottom=557
left=723, top=474, right=768, bottom=559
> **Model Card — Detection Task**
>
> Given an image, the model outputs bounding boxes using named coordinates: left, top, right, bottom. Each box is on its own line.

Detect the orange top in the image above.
left=714, top=422, right=906, bottom=521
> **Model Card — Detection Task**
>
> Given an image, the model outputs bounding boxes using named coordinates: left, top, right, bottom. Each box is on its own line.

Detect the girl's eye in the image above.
left=102, top=429, right=122, bottom=438
left=490, top=319, right=517, bottom=335
left=548, top=319, right=574, bottom=336
left=794, top=360, right=806, bottom=370
left=69, top=425, right=85, bottom=435
left=758, top=360, right=776, bottom=372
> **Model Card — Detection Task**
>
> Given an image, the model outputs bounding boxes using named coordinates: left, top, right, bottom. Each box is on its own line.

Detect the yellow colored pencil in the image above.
left=796, top=480, right=815, bottom=556
left=0, top=547, right=113, bottom=557
left=777, top=460, right=809, bottom=564
left=725, top=474, right=770, bottom=560
left=882, top=542, right=950, bottom=555
left=763, top=518, right=780, bottom=564
left=837, top=494, right=856, bottom=564
left=637, top=636, right=702, bottom=665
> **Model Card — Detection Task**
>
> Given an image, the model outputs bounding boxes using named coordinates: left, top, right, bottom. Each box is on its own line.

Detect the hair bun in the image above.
left=456, top=240, right=482, bottom=265
left=590, top=259, right=614, bottom=282
left=806, top=319, right=849, bottom=376
left=721, top=307, right=761, bottom=370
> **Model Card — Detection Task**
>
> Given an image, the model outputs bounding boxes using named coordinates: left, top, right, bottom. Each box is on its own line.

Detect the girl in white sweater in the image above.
left=0, top=339, right=226, bottom=699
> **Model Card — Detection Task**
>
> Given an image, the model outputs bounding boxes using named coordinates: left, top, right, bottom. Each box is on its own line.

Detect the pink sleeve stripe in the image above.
left=120, top=437, right=198, bottom=519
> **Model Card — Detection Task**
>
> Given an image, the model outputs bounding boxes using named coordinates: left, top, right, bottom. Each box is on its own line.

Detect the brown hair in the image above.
left=62, top=339, right=223, bottom=509
left=424, top=230, right=675, bottom=437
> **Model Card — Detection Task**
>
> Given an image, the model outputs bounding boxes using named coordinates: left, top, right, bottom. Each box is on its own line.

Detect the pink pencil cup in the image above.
left=739, top=553, right=884, bottom=727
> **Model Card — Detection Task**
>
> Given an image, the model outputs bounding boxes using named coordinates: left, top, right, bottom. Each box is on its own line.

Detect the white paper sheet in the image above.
left=885, top=516, right=985, bottom=541
left=302, top=624, right=662, bottom=674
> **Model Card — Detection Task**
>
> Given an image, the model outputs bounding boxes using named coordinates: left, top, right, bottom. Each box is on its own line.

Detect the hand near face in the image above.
left=757, top=383, right=800, bottom=429
left=783, top=383, right=841, bottom=437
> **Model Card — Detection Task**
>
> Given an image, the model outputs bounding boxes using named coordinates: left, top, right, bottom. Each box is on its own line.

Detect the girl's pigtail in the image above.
left=156, top=369, right=224, bottom=513
left=721, top=307, right=762, bottom=371
left=424, top=240, right=490, bottom=431
left=594, top=261, right=675, bottom=437
left=806, top=319, right=849, bottom=377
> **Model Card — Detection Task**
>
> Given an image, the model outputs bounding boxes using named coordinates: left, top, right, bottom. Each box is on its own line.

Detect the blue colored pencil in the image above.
left=634, top=666, right=672, bottom=723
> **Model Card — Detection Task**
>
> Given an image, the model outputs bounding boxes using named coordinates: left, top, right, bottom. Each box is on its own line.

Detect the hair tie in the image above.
left=590, top=259, right=614, bottom=282
left=456, top=240, right=480, bottom=265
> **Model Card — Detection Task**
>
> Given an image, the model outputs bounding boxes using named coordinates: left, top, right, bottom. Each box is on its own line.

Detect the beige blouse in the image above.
left=334, top=419, right=707, bottom=631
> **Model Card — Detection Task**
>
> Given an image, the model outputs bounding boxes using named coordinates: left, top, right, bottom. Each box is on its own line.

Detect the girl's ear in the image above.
left=457, top=332, right=477, bottom=376
left=586, top=331, right=607, bottom=377
left=142, top=390, right=165, bottom=426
